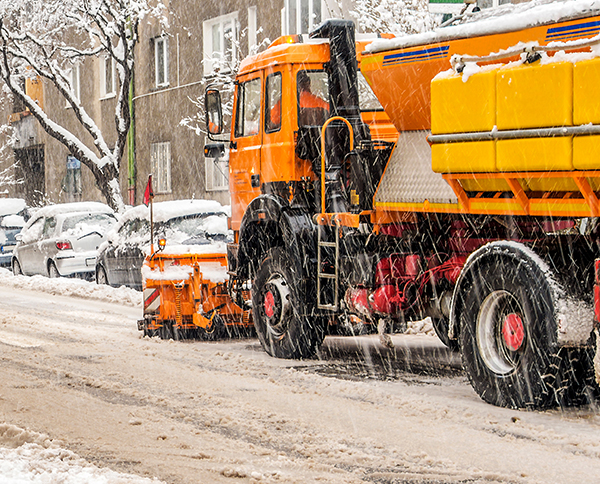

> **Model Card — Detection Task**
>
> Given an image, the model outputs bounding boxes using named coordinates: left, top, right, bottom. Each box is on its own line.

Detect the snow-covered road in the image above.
left=1, top=274, right=600, bottom=483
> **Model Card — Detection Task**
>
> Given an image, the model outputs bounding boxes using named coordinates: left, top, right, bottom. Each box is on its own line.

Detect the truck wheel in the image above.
left=252, top=247, right=325, bottom=359
left=458, top=244, right=564, bottom=409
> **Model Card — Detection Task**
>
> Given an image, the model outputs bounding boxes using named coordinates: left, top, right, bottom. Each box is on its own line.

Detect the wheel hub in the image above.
left=264, top=290, right=276, bottom=318
left=476, top=290, right=526, bottom=376
left=502, top=313, right=525, bottom=351
left=262, top=275, right=291, bottom=338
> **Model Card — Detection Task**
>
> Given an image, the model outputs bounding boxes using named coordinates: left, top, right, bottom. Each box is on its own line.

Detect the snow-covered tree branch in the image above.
left=352, top=0, right=435, bottom=35
left=181, top=27, right=269, bottom=138
left=0, top=0, right=166, bottom=212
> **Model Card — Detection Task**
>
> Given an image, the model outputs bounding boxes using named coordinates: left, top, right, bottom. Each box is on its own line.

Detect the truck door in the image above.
left=261, top=68, right=294, bottom=187
left=229, top=73, right=263, bottom=231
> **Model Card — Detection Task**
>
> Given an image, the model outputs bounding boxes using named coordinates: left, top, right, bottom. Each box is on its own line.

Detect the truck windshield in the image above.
left=297, top=70, right=329, bottom=127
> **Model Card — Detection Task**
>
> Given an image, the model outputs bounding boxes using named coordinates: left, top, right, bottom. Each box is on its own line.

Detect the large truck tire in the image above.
left=432, top=317, right=458, bottom=351
left=252, top=247, right=325, bottom=359
left=457, top=242, right=595, bottom=409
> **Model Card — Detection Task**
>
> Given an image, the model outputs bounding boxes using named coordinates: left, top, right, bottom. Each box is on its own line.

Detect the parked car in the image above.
left=96, top=199, right=230, bottom=290
left=12, top=202, right=116, bottom=278
left=0, top=198, right=29, bottom=267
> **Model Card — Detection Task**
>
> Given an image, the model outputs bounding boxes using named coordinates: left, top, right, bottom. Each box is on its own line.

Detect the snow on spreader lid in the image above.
left=366, top=0, right=600, bottom=53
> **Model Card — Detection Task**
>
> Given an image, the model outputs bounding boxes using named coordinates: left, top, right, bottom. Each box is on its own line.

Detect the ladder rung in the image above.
left=318, top=303, right=337, bottom=311
left=318, top=273, right=336, bottom=279
left=318, top=241, right=336, bottom=247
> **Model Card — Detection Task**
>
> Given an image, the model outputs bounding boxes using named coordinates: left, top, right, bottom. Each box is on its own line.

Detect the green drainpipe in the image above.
left=127, top=69, right=136, bottom=206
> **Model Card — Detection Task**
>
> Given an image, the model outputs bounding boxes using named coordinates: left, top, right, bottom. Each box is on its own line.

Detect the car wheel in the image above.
left=48, top=261, right=60, bottom=278
left=96, top=265, right=109, bottom=286
left=12, top=259, right=22, bottom=276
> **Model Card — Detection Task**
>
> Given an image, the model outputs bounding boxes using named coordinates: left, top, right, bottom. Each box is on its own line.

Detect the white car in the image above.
left=12, top=202, right=116, bottom=278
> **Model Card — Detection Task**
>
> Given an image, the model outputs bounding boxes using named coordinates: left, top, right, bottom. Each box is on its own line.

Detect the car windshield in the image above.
left=163, top=213, right=229, bottom=244
left=62, top=213, right=116, bottom=237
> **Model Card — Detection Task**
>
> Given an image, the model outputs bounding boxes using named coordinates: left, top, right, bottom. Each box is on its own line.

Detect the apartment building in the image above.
left=3, top=0, right=522, bottom=207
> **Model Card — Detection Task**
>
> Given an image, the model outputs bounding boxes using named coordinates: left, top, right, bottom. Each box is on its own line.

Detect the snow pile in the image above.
left=0, top=423, right=163, bottom=484
left=405, top=317, right=435, bottom=336
left=0, top=269, right=142, bottom=307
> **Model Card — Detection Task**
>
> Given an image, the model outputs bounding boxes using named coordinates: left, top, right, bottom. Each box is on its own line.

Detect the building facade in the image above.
left=2, top=0, right=525, bottom=208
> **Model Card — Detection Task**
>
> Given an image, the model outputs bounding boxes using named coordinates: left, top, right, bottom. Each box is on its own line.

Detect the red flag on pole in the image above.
left=143, top=175, right=153, bottom=206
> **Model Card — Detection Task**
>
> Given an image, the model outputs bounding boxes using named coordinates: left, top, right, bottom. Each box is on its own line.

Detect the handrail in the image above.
left=451, top=33, right=600, bottom=73
left=320, top=116, right=354, bottom=213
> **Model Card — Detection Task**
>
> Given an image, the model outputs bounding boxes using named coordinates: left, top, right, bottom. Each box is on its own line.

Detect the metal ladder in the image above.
left=317, top=221, right=340, bottom=311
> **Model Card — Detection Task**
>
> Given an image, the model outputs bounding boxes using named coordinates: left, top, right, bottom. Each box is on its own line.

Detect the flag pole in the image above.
left=150, top=188, right=154, bottom=253
left=144, top=174, right=154, bottom=253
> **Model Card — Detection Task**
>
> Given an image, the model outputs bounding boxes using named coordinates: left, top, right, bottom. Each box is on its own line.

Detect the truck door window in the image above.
left=234, top=77, right=262, bottom=138
left=265, top=73, right=282, bottom=133
left=297, top=70, right=329, bottom=127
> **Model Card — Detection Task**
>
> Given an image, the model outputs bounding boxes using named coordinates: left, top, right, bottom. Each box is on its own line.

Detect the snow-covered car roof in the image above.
left=24, top=202, right=113, bottom=223
left=118, top=199, right=229, bottom=225
left=0, top=214, right=26, bottom=228
left=366, top=0, right=600, bottom=53
left=0, top=198, right=27, bottom=218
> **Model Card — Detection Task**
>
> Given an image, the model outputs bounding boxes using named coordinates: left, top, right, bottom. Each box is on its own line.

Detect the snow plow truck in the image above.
left=143, top=0, right=600, bottom=409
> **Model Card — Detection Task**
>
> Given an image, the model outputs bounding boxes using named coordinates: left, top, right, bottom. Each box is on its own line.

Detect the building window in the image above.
left=67, top=65, right=81, bottom=105
left=154, top=37, right=169, bottom=87
left=234, top=77, right=261, bottom=138
left=150, top=142, right=171, bottom=194
left=203, top=12, right=238, bottom=76
left=248, top=6, right=257, bottom=54
left=65, top=155, right=82, bottom=196
left=283, top=0, right=322, bottom=35
left=100, top=55, right=115, bottom=98
left=205, top=151, right=229, bottom=191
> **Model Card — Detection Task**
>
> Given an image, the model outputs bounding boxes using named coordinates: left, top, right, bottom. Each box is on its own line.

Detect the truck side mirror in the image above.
left=205, top=88, right=223, bottom=138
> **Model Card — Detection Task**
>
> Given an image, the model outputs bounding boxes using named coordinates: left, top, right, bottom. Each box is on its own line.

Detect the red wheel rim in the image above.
left=502, top=313, right=525, bottom=351
left=264, top=291, right=275, bottom=318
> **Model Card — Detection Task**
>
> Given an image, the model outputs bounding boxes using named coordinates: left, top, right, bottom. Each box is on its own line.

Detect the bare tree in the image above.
left=0, top=0, right=166, bottom=212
